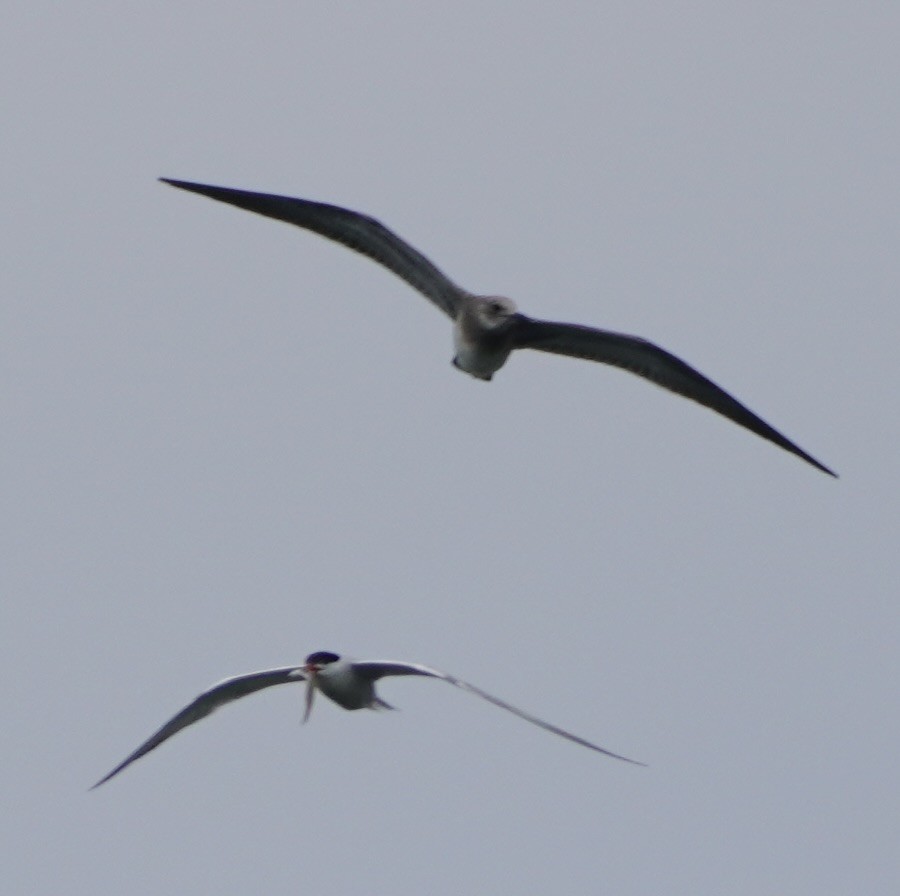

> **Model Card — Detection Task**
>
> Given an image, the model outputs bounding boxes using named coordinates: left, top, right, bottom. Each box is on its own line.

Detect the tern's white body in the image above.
left=91, top=650, right=643, bottom=788
left=308, top=655, right=383, bottom=710
left=160, top=178, right=835, bottom=476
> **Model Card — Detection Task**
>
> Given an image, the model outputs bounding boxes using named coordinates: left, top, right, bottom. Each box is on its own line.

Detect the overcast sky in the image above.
left=4, top=3, right=899, bottom=894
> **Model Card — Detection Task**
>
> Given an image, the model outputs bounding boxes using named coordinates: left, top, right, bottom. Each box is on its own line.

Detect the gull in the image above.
left=91, top=651, right=643, bottom=787
left=161, top=178, right=835, bottom=476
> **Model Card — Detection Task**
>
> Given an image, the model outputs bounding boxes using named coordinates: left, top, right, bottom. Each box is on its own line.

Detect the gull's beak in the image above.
left=302, top=667, right=317, bottom=723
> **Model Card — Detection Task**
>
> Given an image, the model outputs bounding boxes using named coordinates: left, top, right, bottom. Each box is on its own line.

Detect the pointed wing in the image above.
left=91, top=666, right=305, bottom=788
left=160, top=179, right=467, bottom=318
left=511, top=317, right=835, bottom=477
left=352, top=661, right=645, bottom=765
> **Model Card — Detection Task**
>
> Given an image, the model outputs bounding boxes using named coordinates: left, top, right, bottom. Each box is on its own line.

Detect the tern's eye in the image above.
left=305, top=651, right=340, bottom=666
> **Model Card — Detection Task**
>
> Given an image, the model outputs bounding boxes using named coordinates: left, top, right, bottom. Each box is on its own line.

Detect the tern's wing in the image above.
left=161, top=179, right=467, bottom=319
left=511, top=316, right=835, bottom=477
left=91, top=666, right=305, bottom=788
left=351, top=661, right=645, bottom=765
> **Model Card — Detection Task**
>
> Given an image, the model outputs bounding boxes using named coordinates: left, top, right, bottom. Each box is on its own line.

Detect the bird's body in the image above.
left=161, top=177, right=835, bottom=476
left=91, top=651, right=643, bottom=788
left=451, top=296, right=519, bottom=380
left=304, top=651, right=389, bottom=711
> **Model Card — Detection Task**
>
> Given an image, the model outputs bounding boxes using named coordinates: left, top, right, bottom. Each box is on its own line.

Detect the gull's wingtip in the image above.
left=807, top=456, right=838, bottom=478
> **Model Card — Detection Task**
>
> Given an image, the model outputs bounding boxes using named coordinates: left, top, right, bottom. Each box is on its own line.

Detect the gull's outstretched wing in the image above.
left=352, top=660, right=645, bottom=765
left=161, top=179, right=467, bottom=318
left=91, top=666, right=305, bottom=788
left=511, top=316, right=835, bottom=477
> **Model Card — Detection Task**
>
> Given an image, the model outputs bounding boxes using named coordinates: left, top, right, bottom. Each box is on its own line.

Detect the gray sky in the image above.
left=4, top=3, right=898, bottom=893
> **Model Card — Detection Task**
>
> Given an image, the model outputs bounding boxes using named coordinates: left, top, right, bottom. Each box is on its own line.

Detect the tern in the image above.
left=161, top=178, right=835, bottom=476
left=91, top=651, right=643, bottom=787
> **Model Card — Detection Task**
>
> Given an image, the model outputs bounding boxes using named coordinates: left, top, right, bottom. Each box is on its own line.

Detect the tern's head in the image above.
left=301, top=651, right=340, bottom=723
left=304, top=651, right=340, bottom=673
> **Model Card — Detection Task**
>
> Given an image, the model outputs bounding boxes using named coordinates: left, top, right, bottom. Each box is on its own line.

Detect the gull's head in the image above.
left=474, top=296, right=518, bottom=330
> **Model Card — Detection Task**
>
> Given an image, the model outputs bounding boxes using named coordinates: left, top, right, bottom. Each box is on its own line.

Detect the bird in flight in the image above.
left=161, top=178, right=835, bottom=476
left=91, top=651, right=643, bottom=787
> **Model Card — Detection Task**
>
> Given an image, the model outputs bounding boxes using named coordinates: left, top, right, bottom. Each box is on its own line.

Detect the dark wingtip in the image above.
left=90, top=759, right=131, bottom=789
left=804, top=455, right=838, bottom=478
left=159, top=177, right=213, bottom=194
